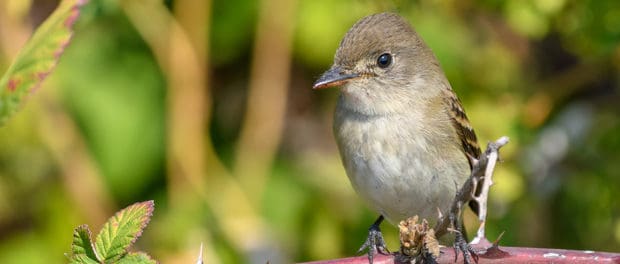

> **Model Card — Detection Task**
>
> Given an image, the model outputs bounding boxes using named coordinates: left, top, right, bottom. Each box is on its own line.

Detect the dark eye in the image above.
left=377, top=53, right=392, bottom=68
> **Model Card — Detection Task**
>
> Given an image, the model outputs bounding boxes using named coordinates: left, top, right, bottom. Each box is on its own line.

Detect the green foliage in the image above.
left=210, top=0, right=258, bottom=66
left=0, top=0, right=85, bottom=126
left=54, top=13, right=166, bottom=202
left=116, top=252, right=158, bottom=264
left=68, top=201, right=156, bottom=264
left=70, top=225, right=98, bottom=264
left=0, top=0, right=618, bottom=263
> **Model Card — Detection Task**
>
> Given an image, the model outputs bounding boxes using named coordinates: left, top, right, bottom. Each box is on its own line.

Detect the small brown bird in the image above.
left=313, top=12, right=480, bottom=262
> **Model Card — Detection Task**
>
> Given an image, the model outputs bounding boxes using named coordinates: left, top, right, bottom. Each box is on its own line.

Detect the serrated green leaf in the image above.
left=69, top=224, right=99, bottom=264
left=117, top=252, right=157, bottom=264
left=0, top=0, right=87, bottom=126
left=94, top=200, right=154, bottom=262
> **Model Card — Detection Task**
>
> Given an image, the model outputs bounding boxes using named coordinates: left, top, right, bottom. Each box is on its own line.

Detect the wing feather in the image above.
left=443, top=89, right=482, bottom=215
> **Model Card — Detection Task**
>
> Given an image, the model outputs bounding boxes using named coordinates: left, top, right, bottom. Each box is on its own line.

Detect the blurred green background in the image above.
left=0, top=0, right=619, bottom=263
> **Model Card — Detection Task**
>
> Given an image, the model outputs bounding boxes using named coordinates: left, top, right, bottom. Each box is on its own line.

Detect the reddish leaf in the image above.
left=0, top=0, right=87, bottom=126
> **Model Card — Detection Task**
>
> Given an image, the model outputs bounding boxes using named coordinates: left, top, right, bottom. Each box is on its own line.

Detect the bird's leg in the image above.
left=454, top=230, right=478, bottom=264
left=450, top=213, right=478, bottom=264
left=358, top=215, right=389, bottom=264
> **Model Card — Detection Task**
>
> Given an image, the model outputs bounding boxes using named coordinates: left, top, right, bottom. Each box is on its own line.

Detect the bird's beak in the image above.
left=313, top=66, right=360, bottom=90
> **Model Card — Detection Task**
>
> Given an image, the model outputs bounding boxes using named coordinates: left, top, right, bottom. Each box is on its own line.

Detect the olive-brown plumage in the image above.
left=313, top=12, right=480, bottom=261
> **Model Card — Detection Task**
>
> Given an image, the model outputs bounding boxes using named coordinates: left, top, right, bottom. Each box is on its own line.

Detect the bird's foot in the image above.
left=358, top=222, right=389, bottom=264
left=453, top=230, right=478, bottom=264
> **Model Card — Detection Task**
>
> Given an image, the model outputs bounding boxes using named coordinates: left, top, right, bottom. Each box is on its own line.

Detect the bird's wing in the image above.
left=444, top=89, right=481, bottom=166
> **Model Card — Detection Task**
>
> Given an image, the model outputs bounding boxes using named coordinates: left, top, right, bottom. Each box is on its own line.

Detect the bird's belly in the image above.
left=336, top=116, right=464, bottom=225
left=347, top=150, right=456, bottom=225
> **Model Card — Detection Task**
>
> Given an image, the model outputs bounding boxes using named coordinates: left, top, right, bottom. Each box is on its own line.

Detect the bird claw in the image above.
left=358, top=223, right=390, bottom=264
left=454, top=230, right=478, bottom=264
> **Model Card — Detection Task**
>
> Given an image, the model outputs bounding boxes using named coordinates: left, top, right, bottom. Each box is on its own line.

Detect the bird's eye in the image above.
left=377, top=53, right=392, bottom=68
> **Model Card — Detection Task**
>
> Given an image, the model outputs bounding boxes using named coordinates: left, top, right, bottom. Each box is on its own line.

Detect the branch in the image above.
left=301, top=246, right=620, bottom=264
left=471, top=136, right=508, bottom=243
left=434, top=136, right=509, bottom=240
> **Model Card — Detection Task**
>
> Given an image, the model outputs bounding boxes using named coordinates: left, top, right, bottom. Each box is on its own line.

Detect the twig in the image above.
left=434, top=136, right=509, bottom=240
left=471, top=136, right=508, bottom=244
left=196, top=243, right=204, bottom=264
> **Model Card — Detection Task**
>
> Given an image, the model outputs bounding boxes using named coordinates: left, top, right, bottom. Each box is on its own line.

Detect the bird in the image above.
left=313, top=12, right=481, bottom=262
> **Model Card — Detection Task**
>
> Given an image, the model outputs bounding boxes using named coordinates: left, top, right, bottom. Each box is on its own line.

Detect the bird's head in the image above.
left=313, top=12, right=447, bottom=115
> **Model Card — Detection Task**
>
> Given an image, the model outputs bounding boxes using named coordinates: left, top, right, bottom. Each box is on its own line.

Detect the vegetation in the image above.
left=0, top=0, right=618, bottom=263
left=68, top=201, right=155, bottom=264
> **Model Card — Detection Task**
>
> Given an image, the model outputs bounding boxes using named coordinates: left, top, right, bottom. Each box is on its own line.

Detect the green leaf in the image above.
left=117, top=252, right=157, bottom=264
left=69, top=225, right=99, bottom=264
left=94, top=200, right=154, bottom=262
left=0, top=0, right=87, bottom=126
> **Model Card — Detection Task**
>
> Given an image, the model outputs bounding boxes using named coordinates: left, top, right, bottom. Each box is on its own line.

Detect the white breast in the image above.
left=334, top=105, right=469, bottom=225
